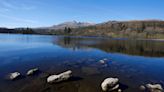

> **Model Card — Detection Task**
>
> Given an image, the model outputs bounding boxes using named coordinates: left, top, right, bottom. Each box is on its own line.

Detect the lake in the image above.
left=0, top=34, right=164, bottom=92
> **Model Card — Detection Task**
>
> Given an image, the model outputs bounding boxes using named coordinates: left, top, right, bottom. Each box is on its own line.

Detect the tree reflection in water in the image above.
left=55, top=36, right=164, bottom=57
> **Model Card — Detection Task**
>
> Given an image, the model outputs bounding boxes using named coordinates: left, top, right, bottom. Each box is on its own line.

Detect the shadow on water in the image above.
left=29, top=70, right=42, bottom=76
left=68, top=76, right=83, bottom=82
left=8, top=75, right=26, bottom=81
left=119, top=83, right=129, bottom=91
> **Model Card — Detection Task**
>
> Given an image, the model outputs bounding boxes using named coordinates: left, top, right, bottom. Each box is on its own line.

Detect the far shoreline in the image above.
left=0, top=33, right=164, bottom=42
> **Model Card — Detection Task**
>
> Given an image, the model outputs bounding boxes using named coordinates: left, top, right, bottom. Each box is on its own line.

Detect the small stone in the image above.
left=9, top=72, right=20, bottom=80
left=101, top=78, right=119, bottom=91
left=139, top=85, right=146, bottom=91
left=99, top=58, right=109, bottom=65
left=47, top=70, right=72, bottom=83
left=99, top=60, right=105, bottom=64
left=103, top=58, right=108, bottom=61
left=27, top=68, right=39, bottom=76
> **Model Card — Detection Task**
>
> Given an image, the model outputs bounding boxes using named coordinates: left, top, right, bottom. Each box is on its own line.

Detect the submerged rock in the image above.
left=9, top=72, right=21, bottom=80
left=27, top=68, right=39, bottom=76
left=47, top=70, right=72, bottom=83
left=103, top=58, right=108, bottom=61
left=99, top=60, right=106, bottom=64
left=99, top=58, right=108, bottom=64
left=98, top=58, right=110, bottom=67
left=118, top=89, right=122, bottom=92
left=82, top=66, right=100, bottom=75
left=101, top=78, right=119, bottom=92
left=146, top=84, right=163, bottom=92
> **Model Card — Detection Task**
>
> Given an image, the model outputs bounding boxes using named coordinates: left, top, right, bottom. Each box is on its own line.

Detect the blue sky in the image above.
left=0, top=0, right=163, bottom=28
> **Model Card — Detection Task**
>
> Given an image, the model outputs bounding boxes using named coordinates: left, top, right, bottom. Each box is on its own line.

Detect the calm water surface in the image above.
left=0, top=34, right=164, bottom=92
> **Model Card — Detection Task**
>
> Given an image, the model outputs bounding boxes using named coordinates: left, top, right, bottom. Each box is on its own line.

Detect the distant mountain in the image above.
left=39, top=21, right=95, bottom=30
left=52, top=21, right=95, bottom=29
left=33, top=21, right=95, bottom=34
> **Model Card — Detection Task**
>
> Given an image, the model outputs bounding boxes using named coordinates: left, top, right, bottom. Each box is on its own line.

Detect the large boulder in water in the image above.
left=101, top=78, right=119, bottom=91
left=47, top=70, right=72, bottom=83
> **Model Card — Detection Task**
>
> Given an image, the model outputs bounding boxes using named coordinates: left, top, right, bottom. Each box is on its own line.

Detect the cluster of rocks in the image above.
left=99, top=58, right=109, bottom=64
left=8, top=66, right=163, bottom=92
left=8, top=69, right=72, bottom=84
left=98, top=58, right=163, bottom=92
left=8, top=68, right=39, bottom=80
left=98, top=58, right=111, bottom=67
left=101, top=77, right=163, bottom=92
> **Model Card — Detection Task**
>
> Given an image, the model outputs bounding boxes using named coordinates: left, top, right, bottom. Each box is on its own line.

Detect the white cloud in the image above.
left=0, top=0, right=39, bottom=27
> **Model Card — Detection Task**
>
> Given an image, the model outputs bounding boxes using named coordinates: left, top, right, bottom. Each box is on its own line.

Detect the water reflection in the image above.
left=55, top=36, right=164, bottom=57
left=0, top=34, right=164, bottom=92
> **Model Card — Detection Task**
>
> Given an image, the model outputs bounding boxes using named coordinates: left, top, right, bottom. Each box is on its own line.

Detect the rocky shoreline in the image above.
left=6, top=59, right=164, bottom=92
